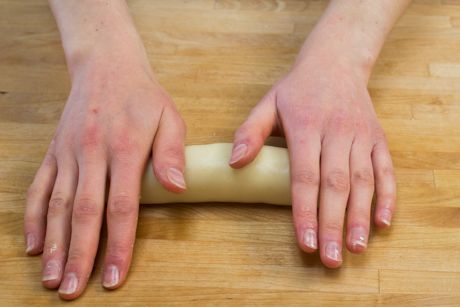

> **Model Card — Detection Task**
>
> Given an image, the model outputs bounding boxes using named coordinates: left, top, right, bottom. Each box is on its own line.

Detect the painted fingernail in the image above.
left=26, top=234, right=35, bottom=253
left=303, top=229, right=317, bottom=249
left=351, top=228, right=367, bottom=249
left=167, top=168, right=186, bottom=189
left=325, top=242, right=342, bottom=261
left=229, top=144, right=247, bottom=164
left=103, top=265, right=120, bottom=288
left=381, top=209, right=392, bottom=226
left=59, top=273, right=78, bottom=295
left=42, top=261, right=61, bottom=281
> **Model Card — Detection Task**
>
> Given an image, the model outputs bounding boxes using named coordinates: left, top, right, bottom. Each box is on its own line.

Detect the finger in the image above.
left=24, top=143, right=57, bottom=255
left=345, top=138, right=374, bottom=254
left=58, top=158, right=107, bottom=300
left=372, top=132, right=396, bottom=229
left=286, top=131, right=321, bottom=253
left=102, top=155, right=143, bottom=289
left=152, top=107, right=187, bottom=194
left=41, top=157, right=78, bottom=288
left=230, top=91, right=280, bottom=168
left=318, top=132, right=353, bottom=268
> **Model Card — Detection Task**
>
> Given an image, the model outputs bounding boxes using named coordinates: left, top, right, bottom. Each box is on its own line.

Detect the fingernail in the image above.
left=58, top=273, right=78, bottom=295
left=42, top=261, right=61, bottom=281
left=325, top=242, right=342, bottom=261
left=381, top=209, right=392, bottom=226
left=103, top=265, right=119, bottom=288
left=167, top=168, right=186, bottom=189
left=351, top=228, right=367, bottom=249
left=26, top=234, right=35, bottom=253
left=229, top=144, right=247, bottom=164
left=303, top=229, right=317, bottom=249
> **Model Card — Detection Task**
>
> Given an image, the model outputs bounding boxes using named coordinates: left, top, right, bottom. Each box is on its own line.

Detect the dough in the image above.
left=140, top=143, right=292, bottom=205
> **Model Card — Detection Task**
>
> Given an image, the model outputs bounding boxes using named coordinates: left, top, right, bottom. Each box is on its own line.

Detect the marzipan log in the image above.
left=140, top=143, right=292, bottom=205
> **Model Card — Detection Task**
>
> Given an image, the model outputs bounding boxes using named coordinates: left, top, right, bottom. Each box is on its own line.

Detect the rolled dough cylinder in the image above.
left=140, top=143, right=292, bottom=205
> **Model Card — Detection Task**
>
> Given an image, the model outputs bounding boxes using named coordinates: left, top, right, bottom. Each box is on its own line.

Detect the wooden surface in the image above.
left=2, top=0, right=460, bottom=305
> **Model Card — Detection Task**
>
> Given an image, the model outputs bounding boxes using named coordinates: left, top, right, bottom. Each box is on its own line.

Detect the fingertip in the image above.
left=375, top=208, right=392, bottom=229
left=346, top=227, right=368, bottom=254
left=229, top=143, right=248, bottom=167
left=166, top=167, right=186, bottom=190
left=42, top=278, right=61, bottom=289
left=299, top=228, right=318, bottom=253
left=228, top=141, right=264, bottom=169
left=321, top=242, right=343, bottom=268
left=153, top=163, right=187, bottom=194
left=102, top=265, right=121, bottom=290
left=58, top=273, right=80, bottom=300
left=25, top=233, right=43, bottom=255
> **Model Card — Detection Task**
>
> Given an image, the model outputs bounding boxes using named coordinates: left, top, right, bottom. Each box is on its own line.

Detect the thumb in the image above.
left=152, top=106, right=187, bottom=194
left=230, top=90, right=280, bottom=169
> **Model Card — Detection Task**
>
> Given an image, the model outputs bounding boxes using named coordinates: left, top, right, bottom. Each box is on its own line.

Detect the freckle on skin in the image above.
left=92, top=108, right=98, bottom=114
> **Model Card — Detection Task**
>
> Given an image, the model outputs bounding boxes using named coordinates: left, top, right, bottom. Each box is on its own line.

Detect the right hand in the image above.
left=24, top=52, right=187, bottom=299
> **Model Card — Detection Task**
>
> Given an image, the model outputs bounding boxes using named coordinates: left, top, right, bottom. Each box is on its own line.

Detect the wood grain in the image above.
left=1, top=0, right=460, bottom=305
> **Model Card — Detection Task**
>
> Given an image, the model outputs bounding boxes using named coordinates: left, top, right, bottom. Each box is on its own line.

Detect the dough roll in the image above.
left=140, top=143, right=292, bottom=205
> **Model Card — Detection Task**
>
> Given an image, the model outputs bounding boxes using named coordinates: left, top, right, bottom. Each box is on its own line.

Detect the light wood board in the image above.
left=1, top=0, right=460, bottom=305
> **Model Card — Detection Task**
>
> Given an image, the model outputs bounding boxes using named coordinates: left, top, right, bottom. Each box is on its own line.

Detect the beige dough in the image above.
left=140, top=143, right=292, bottom=205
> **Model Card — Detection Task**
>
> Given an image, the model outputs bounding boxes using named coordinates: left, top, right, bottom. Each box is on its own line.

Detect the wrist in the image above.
left=293, top=0, right=408, bottom=83
left=294, top=23, right=379, bottom=83
left=65, top=32, right=153, bottom=82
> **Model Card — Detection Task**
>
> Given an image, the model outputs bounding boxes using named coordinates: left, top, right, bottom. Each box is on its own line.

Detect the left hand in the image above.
left=228, top=52, right=396, bottom=268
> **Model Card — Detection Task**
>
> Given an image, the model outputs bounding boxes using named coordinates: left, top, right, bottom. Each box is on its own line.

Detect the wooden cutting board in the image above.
left=1, top=0, right=460, bottom=305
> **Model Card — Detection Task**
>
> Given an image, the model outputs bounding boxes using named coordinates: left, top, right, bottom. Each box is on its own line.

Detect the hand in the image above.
left=24, top=55, right=186, bottom=299
left=229, top=53, right=396, bottom=268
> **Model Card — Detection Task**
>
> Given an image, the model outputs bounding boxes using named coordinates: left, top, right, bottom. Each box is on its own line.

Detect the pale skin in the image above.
left=24, top=0, right=411, bottom=300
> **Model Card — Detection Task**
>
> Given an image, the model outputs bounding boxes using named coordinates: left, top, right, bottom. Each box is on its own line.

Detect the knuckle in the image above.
left=351, top=168, right=374, bottom=187
left=324, top=169, right=350, bottom=193
left=329, top=110, right=352, bottom=133
left=78, top=126, right=101, bottom=150
left=377, top=165, right=396, bottom=181
left=73, top=197, right=101, bottom=221
left=48, top=193, right=72, bottom=217
left=292, top=106, right=322, bottom=129
left=106, top=242, right=133, bottom=261
left=292, top=168, right=320, bottom=187
left=110, top=134, right=138, bottom=156
left=354, top=117, right=369, bottom=135
left=350, top=208, right=371, bottom=223
left=235, top=122, right=252, bottom=138
left=162, top=146, right=185, bottom=162
left=373, top=128, right=388, bottom=145
left=324, top=221, right=344, bottom=235
left=66, top=248, right=86, bottom=264
left=107, top=196, right=137, bottom=220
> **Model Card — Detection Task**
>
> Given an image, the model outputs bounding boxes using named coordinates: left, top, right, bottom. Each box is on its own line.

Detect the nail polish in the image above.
left=167, top=168, right=186, bottom=189
left=229, top=144, right=247, bottom=164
